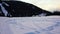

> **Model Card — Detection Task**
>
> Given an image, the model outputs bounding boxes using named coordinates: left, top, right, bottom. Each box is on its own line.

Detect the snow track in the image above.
left=0, top=16, right=60, bottom=34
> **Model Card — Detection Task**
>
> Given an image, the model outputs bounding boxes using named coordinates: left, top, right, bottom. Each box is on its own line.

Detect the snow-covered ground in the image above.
left=0, top=16, right=60, bottom=34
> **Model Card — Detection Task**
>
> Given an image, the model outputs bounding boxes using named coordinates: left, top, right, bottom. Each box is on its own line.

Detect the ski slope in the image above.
left=0, top=16, right=60, bottom=34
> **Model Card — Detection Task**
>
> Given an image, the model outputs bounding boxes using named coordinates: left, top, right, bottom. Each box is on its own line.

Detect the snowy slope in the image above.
left=0, top=16, right=60, bottom=34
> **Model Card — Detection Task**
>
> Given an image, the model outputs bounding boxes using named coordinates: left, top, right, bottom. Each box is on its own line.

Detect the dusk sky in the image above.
left=19, top=0, right=60, bottom=12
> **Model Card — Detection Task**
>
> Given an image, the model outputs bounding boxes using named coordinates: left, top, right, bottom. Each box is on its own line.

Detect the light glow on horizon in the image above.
left=18, top=0, right=60, bottom=12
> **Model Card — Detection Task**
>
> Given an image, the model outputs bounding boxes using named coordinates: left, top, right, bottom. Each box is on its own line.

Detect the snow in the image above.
left=0, top=16, right=60, bottom=34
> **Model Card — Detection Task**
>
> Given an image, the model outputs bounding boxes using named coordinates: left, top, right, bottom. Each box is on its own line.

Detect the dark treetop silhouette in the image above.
left=0, top=1, right=60, bottom=17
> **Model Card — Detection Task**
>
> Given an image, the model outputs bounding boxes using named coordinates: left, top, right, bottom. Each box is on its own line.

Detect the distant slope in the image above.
left=0, top=1, right=60, bottom=17
left=0, top=1, right=52, bottom=17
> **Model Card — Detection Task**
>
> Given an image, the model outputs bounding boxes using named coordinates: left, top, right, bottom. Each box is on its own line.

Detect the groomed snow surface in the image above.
left=0, top=16, right=60, bottom=34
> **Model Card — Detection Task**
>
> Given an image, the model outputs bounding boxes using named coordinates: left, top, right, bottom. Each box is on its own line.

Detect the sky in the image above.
left=18, top=0, right=60, bottom=12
